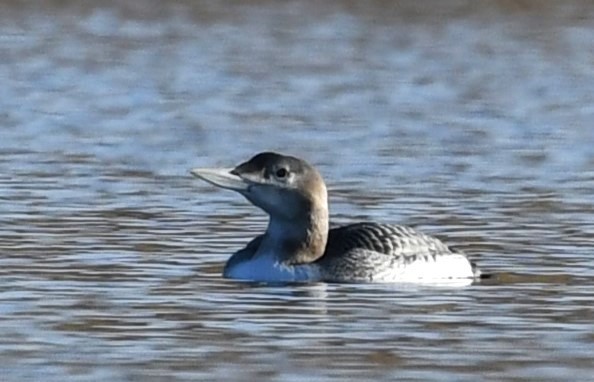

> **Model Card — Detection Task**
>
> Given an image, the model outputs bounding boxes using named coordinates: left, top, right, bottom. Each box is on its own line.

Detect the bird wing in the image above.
left=317, top=222, right=470, bottom=282
left=324, top=222, right=454, bottom=259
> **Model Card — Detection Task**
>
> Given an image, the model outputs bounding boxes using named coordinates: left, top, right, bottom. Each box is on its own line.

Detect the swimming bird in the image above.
left=191, top=152, right=480, bottom=283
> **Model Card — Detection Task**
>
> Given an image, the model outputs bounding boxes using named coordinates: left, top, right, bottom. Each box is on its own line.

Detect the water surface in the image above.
left=1, top=1, right=593, bottom=381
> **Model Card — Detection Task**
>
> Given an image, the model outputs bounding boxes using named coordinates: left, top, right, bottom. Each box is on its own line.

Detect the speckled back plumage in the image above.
left=325, top=222, right=453, bottom=258
left=317, top=222, right=470, bottom=282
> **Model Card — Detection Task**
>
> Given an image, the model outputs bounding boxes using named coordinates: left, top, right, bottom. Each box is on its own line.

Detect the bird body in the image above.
left=191, top=152, right=480, bottom=283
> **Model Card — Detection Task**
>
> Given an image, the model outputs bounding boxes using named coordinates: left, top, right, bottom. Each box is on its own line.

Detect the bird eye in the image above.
left=275, top=168, right=288, bottom=179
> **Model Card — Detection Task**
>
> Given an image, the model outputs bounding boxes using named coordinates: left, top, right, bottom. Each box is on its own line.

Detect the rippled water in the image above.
left=1, top=1, right=594, bottom=381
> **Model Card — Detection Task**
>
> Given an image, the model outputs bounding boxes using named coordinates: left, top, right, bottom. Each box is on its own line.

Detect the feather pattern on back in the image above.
left=317, top=222, right=473, bottom=282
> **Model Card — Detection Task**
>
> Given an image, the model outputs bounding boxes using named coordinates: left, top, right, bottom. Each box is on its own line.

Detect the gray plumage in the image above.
left=318, top=222, right=470, bottom=282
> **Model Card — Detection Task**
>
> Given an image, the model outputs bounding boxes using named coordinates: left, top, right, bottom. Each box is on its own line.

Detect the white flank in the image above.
left=373, top=253, right=475, bottom=283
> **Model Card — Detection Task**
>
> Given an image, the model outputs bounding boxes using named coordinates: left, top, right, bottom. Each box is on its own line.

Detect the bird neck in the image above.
left=260, top=204, right=329, bottom=265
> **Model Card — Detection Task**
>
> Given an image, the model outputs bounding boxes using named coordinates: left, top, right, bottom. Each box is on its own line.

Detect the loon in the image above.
left=191, top=152, right=480, bottom=283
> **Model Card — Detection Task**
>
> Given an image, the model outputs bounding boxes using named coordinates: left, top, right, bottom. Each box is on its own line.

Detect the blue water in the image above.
left=1, top=1, right=593, bottom=381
